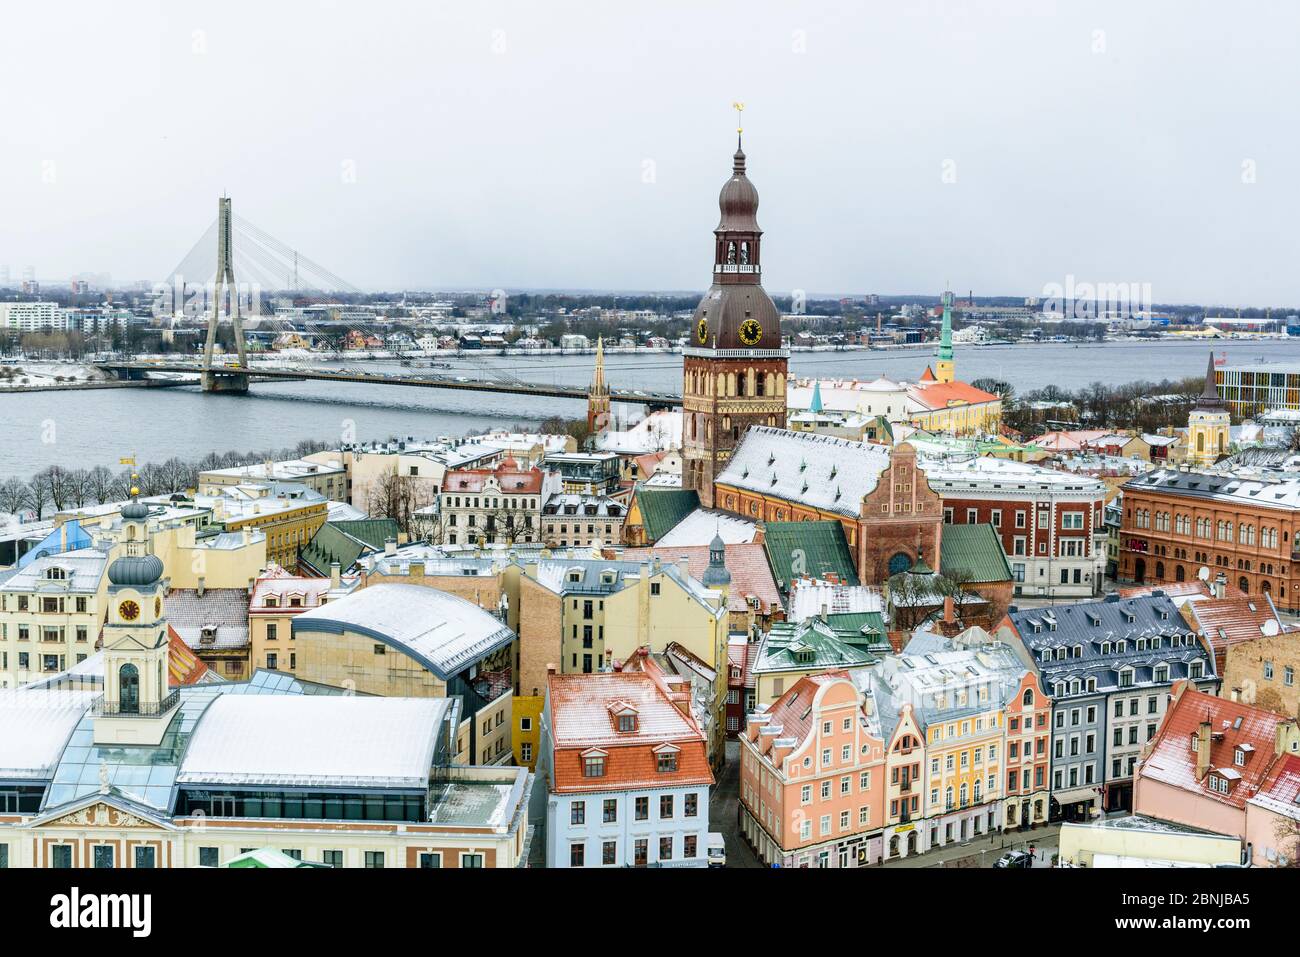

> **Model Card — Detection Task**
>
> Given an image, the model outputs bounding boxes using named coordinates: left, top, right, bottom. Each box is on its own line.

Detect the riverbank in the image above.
left=0, top=378, right=194, bottom=394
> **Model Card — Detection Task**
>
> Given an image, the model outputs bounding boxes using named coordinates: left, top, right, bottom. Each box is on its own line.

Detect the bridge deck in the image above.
left=95, top=362, right=683, bottom=406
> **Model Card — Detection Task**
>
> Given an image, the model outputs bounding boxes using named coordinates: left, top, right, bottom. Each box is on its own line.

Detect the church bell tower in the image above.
left=1188, top=352, right=1229, bottom=467
left=682, top=106, right=789, bottom=507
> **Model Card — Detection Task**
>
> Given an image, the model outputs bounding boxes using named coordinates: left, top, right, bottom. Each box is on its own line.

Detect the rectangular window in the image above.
left=635, top=796, right=648, bottom=821
left=199, top=846, right=219, bottom=867
left=323, top=850, right=343, bottom=867
left=419, top=852, right=441, bottom=868
left=684, top=835, right=697, bottom=859
left=602, top=841, right=617, bottom=865
left=92, top=845, right=114, bottom=868
left=364, top=851, right=384, bottom=869
left=461, top=853, right=484, bottom=868
left=571, top=801, right=585, bottom=825
left=134, top=846, right=156, bottom=869
left=634, top=839, right=648, bottom=866
left=660, top=795, right=674, bottom=819
left=684, top=792, right=698, bottom=817
left=659, top=836, right=673, bottom=861
left=570, top=843, right=585, bottom=867
left=603, top=798, right=617, bottom=823
left=52, top=845, right=73, bottom=868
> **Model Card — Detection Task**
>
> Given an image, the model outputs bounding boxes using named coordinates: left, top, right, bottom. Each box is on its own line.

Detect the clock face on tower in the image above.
left=739, top=318, right=763, bottom=346
left=696, top=318, right=709, bottom=345
left=119, top=600, right=140, bottom=622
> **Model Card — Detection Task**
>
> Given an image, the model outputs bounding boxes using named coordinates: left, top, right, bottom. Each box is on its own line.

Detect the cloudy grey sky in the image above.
left=2, top=0, right=1296, bottom=303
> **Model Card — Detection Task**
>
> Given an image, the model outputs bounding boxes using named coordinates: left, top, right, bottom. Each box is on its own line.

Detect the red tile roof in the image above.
left=444, top=461, right=546, bottom=494
left=1183, top=594, right=1288, bottom=673
left=755, top=672, right=849, bottom=756
left=167, top=626, right=211, bottom=686
left=623, top=542, right=781, bottom=615
left=1118, top=580, right=1245, bottom=601
left=548, top=672, right=713, bottom=793
left=909, top=379, right=1000, bottom=410
left=1253, top=754, right=1300, bottom=813
left=1139, top=683, right=1288, bottom=810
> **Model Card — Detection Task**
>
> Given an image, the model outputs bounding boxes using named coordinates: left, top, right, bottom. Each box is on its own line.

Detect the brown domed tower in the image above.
left=682, top=124, right=788, bottom=507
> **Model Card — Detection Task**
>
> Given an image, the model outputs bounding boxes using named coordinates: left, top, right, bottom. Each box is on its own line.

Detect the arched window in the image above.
left=888, top=552, right=912, bottom=576
left=118, top=663, right=140, bottom=715
left=1196, top=433, right=1205, bottom=452
left=1239, top=576, right=1249, bottom=594
left=1155, top=562, right=1164, bottom=579
left=1022, top=689, right=1033, bottom=707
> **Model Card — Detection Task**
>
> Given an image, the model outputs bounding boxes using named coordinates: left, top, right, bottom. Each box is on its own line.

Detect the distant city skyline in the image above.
left=3, top=1, right=1297, bottom=304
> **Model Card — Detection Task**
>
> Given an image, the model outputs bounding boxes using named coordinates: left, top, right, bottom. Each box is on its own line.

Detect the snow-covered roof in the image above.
left=920, top=456, right=1106, bottom=492
left=177, top=694, right=449, bottom=789
left=0, top=689, right=100, bottom=780
left=595, top=410, right=682, bottom=454
left=0, top=548, right=107, bottom=594
left=291, top=583, right=514, bottom=679
left=788, top=580, right=883, bottom=622
left=716, top=427, right=891, bottom=518
left=655, top=508, right=757, bottom=548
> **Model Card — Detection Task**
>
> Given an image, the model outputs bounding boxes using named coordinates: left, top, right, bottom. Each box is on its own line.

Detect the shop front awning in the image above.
left=1051, top=785, right=1101, bottom=806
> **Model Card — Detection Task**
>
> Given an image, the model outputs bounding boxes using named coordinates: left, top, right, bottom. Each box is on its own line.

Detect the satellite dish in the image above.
left=1197, top=566, right=1210, bottom=581
left=1262, top=619, right=1280, bottom=637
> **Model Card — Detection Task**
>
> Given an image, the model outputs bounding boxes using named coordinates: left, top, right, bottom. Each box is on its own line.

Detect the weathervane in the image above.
left=732, top=101, right=745, bottom=148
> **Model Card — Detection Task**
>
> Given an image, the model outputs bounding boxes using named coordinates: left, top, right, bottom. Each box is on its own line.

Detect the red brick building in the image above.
left=1119, top=469, right=1300, bottom=611
left=712, top=428, right=942, bottom=585
left=681, top=136, right=789, bottom=507
left=922, top=457, right=1107, bottom=599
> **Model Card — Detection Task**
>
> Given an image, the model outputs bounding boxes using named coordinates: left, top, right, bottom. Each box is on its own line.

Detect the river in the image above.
left=2, top=338, right=1298, bottom=480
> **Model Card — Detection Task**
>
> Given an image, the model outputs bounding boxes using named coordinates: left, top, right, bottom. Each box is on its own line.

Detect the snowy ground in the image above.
left=0, top=361, right=106, bottom=390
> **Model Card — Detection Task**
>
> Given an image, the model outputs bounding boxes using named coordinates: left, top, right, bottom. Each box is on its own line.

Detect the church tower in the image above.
left=587, top=335, right=611, bottom=434
left=682, top=110, right=788, bottom=507
left=934, top=288, right=955, bottom=384
left=94, top=489, right=177, bottom=747
left=1188, top=352, right=1229, bottom=467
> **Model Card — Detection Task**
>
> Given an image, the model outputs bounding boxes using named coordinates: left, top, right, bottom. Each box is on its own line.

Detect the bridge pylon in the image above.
left=200, top=196, right=250, bottom=394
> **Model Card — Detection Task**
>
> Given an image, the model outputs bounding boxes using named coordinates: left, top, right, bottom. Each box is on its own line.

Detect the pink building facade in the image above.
left=738, top=673, right=886, bottom=867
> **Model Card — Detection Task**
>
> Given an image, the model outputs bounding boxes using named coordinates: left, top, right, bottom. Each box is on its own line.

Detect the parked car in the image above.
left=994, top=850, right=1033, bottom=869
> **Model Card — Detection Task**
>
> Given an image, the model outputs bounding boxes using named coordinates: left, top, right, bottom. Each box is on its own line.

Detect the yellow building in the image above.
left=248, top=565, right=336, bottom=674
left=291, top=582, right=517, bottom=766
left=0, top=548, right=110, bottom=688
left=1188, top=353, right=1231, bottom=467
left=1059, top=817, right=1241, bottom=867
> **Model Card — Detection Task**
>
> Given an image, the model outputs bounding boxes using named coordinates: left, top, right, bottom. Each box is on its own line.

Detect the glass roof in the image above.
left=41, top=670, right=347, bottom=813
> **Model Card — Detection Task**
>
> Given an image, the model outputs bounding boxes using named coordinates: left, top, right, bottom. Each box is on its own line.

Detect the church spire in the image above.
left=587, top=336, right=610, bottom=434
left=935, top=286, right=955, bottom=383
left=1195, top=351, right=1225, bottom=410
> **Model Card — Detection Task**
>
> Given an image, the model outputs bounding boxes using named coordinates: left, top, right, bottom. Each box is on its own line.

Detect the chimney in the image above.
left=384, top=537, right=397, bottom=556
left=943, top=595, right=955, bottom=625
left=1213, top=572, right=1227, bottom=600
left=196, top=577, right=206, bottom=598
left=1276, top=718, right=1300, bottom=758
left=819, top=602, right=828, bottom=623
left=1195, top=721, right=1212, bottom=780
left=329, top=560, right=341, bottom=589
left=410, top=560, right=425, bottom=578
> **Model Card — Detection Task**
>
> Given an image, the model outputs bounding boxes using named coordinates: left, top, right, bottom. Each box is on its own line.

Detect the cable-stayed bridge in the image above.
left=98, top=197, right=683, bottom=407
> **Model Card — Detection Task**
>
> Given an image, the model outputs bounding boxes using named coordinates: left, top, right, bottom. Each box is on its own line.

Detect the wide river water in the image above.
left=2, top=338, right=1298, bottom=480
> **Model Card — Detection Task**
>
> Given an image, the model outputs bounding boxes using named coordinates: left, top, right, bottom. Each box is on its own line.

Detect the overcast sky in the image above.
left=2, top=1, right=1296, bottom=304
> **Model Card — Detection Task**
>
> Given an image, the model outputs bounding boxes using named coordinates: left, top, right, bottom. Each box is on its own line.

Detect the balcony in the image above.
left=93, top=689, right=180, bottom=718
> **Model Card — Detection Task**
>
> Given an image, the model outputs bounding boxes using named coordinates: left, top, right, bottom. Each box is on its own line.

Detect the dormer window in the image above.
left=1189, top=661, right=1204, bottom=680
left=289, top=596, right=302, bottom=608
left=1154, top=665, right=1169, bottom=683
left=654, top=743, right=680, bottom=773
left=1234, top=748, right=1246, bottom=766
left=45, top=567, right=66, bottom=580
left=582, top=749, right=607, bottom=777
left=618, top=714, right=637, bottom=733
left=265, top=597, right=278, bottom=608
left=1189, top=734, right=1199, bottom=752
left=1118, top=668, right=1134, bottom=688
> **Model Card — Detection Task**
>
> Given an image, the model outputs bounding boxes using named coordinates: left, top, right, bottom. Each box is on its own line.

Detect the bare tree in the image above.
left=887, top=572, right=930, bottom=631
left=25, top=476, right=49, bottom=519
left=86, top=465, right=118, bottom=504
left=366, top=473, right=435, bottom=537
left=0, top=478, right=28, bottom=517
left=65, top=469, right=92, bottom=509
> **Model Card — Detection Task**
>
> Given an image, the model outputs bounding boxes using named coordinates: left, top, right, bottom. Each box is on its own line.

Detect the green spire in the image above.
left=939, top=287, right=953, bottom=362
left=810, top=379, right=824, bottom=414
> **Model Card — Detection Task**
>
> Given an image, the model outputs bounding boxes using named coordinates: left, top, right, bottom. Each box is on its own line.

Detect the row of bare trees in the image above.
left=0, top=437, right=336, bottom=521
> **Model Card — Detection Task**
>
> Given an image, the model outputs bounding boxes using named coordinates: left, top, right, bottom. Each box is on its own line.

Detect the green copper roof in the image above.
left=300, top=519, right=400, bottom=575
left=634, top=487, right=700, bottom=542
left=753, top=617, right=877, bottom=675
left=939, top=522, right=1013, bottom=584
left=810, top=380, right=824, bottom=413
left=762, top=521, right=859, bottom=591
